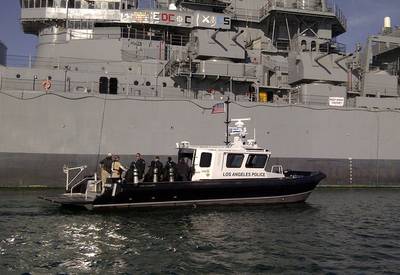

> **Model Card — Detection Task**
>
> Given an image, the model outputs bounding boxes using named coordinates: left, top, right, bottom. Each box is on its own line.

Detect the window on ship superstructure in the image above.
left=126, top=0, right=135, bottom=9
left=199, top=153, right=212, bottom=168
left=226, top=154, right=244, bottom=168
left=245, top=154, right=268, bottom=169
left=94, top=2, right=103, bottom=9
left=108, top=2, right=116, bottom=10
left=66, top=0, right=72, bottom=8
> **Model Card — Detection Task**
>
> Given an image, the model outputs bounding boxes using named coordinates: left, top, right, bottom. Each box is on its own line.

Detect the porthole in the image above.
left=134, top=80, right=139, bottom=86
left=145, top=81, right=151, bottom=86
left=162, top=82, right=167, bottom=87
left=16, top=74, right=21, bottom=79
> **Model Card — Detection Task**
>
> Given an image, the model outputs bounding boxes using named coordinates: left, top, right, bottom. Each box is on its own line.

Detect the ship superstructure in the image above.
left=0, top=0, right=400, bottom=187
left=6, top=0, right=398, bottom=105
left=7, top=0, right=350, bottom=102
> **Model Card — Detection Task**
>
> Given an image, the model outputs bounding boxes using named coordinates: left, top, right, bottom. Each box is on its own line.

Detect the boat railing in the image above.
left=84, top=178, right=102, bottom=199
left=63, top=165, right=88, bottom=192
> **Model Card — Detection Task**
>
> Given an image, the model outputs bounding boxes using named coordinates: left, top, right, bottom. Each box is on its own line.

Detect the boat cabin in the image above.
left=176, top=119, right=285, bottom=181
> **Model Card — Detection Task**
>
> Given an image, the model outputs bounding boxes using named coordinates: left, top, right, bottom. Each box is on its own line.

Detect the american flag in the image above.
left=211, top=103, right=225, bottom=114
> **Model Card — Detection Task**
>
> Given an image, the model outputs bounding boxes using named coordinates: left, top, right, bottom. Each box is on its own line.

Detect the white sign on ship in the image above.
left=329, top=97, right=345, bottom=107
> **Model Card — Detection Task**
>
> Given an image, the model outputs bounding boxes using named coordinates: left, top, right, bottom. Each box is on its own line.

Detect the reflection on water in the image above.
left=0, top=189, right=399, bottom=274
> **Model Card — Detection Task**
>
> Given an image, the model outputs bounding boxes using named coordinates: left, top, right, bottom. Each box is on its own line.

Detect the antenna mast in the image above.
left=224, top=97, right=231, bottom=145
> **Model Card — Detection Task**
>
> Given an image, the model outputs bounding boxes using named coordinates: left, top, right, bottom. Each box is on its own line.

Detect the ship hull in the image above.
left=1, top=91, right=400, bottom=187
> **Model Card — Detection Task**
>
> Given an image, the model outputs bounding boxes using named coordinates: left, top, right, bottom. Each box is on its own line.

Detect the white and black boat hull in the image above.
left=42, top=171, right=326, bottom=210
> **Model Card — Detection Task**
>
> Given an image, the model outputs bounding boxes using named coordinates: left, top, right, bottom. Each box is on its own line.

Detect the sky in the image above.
left=0, top=0, right=399, bottom=56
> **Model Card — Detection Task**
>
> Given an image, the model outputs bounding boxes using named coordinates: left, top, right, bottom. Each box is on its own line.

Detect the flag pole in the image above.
left=224, top=97, right=230, bottom=145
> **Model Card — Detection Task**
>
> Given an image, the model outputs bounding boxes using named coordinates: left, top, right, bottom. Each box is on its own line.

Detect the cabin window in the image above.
left=199, top=153, right=212, bottom=168
left=226, top=154, right=244, bottom=168
left=109, top=78, right=118, bottom=94
left=246, top=154, right=268, bottom=169
left=311, top=41, right=317, bottom=52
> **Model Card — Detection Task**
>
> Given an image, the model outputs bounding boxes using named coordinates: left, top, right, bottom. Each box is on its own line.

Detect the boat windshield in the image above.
left=245, top=154, right=269, bottom=169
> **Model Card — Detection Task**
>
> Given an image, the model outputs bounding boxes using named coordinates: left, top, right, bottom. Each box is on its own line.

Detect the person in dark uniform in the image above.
left=144, top=156, right=164, bottom=182
left=124, top=162, right=135, bottom=184
left=130, top=153, right=146, bottom=181
left=163, top=157, right=176, bottom=181
left=144, top=161, right=155, bottom=182
left=154, top=156, right=163, bottom=181
left=176, top=158, right=190, bottom=181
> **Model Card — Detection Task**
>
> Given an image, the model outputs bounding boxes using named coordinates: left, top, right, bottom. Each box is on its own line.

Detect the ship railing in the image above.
left=326, top=0, right=347, bottom=29
left=290, top=94, right=356, bottom=108
left=1, top=76, right=358, bottom=107
left=6, top=54, right=174, bottom=70
left=49, top=28, right=190, bottom=47
left=180, top=0, right=229, bottom=8
left=175, top=61, right=258, bottom=78
left=231, top=0, right=346, bottom=28
left=0, top=76, right=172, bottom=97
left=0, top=77, right=99, bottom=94
left=120, top=28, right=190, bottom=46
left=229, top=8, right=263, bottom=22
left=21, top=0, right=123, bottom=9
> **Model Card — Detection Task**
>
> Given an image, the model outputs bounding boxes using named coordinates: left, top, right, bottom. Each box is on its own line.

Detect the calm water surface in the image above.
left=0, top=189, right=399, bottom=274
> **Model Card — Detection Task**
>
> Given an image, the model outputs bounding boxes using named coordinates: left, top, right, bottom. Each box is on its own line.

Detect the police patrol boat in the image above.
left=41, top=117, right=326, bottom=210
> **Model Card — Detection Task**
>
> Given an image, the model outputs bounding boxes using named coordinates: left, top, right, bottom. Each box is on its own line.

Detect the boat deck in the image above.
left=39, top=193, right=96, bottom=205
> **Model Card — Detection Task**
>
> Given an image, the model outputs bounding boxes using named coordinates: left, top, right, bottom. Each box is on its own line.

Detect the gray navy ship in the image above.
left=0, top=0, right=399, bottom=187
